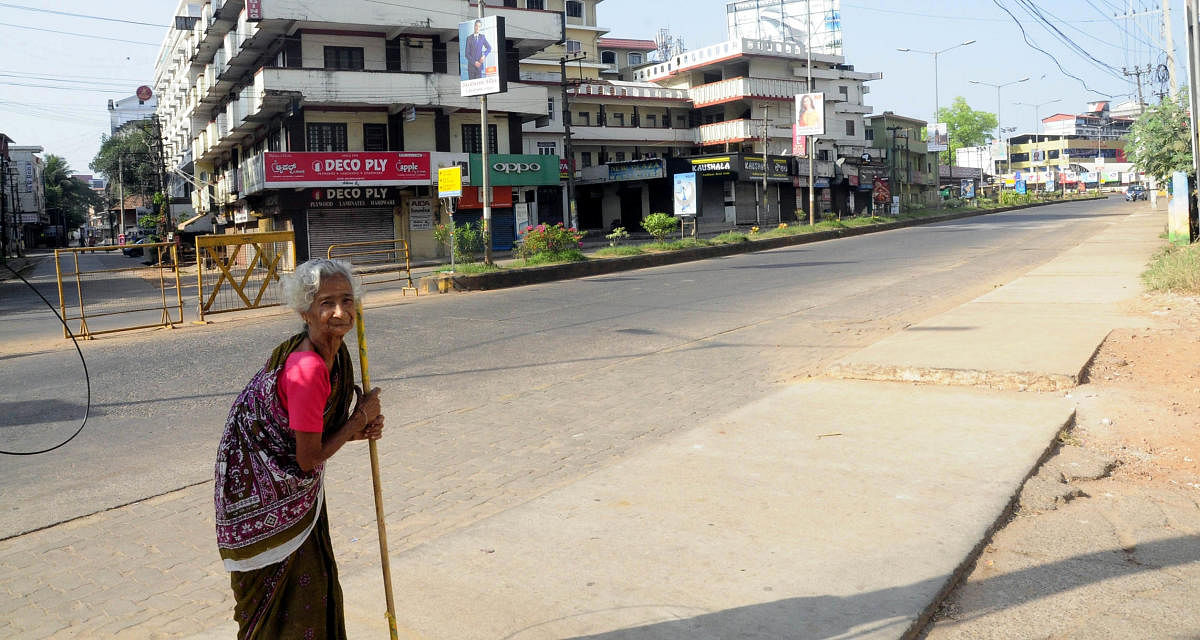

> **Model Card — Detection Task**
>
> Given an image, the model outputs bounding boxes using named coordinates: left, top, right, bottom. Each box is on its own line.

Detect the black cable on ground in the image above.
left=0, top=260, right=91, bottom=455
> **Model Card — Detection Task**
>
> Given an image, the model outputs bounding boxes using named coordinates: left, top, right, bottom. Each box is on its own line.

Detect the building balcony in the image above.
left=569, top=124, right=695, bottom=144
left=833, top=102, right=873, bottom=115
left=570, top=82, right=690, bottom=101
left=689, top=77, right=811, bottom=108
left=633, top=37, right=844, bottom=83
left=695, top=118, right=791, bottom=146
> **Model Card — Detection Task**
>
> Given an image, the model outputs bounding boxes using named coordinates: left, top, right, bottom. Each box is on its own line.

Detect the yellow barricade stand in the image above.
left=53, top=243, right=183, bottom=339
left=195, top=231, right=295, bottom=321
left=327, top=238, right=417, bottom=295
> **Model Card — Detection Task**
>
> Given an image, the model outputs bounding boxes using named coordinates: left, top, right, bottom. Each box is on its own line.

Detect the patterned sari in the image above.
left=214, top=332, right=355, bottom=639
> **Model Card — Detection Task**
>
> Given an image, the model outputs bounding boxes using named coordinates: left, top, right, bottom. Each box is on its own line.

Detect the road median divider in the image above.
left=423, top=196, right=1109, bottom=293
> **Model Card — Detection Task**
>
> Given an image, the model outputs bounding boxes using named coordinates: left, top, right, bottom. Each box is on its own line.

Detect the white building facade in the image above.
left=154, top=0, right=561, bottom=260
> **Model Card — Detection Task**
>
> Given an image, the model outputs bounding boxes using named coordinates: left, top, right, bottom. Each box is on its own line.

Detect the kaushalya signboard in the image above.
left=739, top=156, right=791, bottom=182
left=307, top=186, right=400, bottom=209
left=263, top=152, right=430, bottom=188
left=688, top=155, right=736, bottom=176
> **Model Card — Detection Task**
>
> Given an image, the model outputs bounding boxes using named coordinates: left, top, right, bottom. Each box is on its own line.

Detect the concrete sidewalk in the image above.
left=324, top=210, right=1163, bottom=639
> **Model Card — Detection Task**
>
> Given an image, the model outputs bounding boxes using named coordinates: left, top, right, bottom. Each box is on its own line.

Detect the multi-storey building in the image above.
left=5, top=145, right=45, bottom=253
left=154, top=0, right=561, bottom=261
left=865, top=112, right=937, bottom=206
left=108, top=94, right=158, bottom=134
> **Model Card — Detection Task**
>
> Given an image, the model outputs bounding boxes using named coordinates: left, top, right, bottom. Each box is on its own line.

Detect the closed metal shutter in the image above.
left=306, top=208, right=395, bottom=261
left=455, top=210, right=516, bottom=251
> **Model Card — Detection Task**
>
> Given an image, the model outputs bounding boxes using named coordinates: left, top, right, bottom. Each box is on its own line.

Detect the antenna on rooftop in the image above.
left=654, top=27, right=685, bottom=62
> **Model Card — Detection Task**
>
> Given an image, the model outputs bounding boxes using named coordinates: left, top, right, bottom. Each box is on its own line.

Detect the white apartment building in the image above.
left=154, top=0, right=561, bottom=260
left=108, top=95, right=159, bottom=134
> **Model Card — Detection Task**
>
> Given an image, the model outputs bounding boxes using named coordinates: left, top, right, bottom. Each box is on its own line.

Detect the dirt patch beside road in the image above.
left=923, top=293, right=1200, bottom=639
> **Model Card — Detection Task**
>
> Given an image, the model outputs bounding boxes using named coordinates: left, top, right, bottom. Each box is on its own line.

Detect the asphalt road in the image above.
left=0, top=198, right=1134, bottom=539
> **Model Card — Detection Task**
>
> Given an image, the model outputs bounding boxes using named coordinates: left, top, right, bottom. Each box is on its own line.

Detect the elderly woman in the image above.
left=214, top=258, right=384, bottom=639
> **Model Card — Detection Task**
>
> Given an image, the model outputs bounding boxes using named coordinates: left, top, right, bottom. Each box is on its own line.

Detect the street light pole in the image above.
left=902, top=38, right=974, bottom=208
left=1014, top=98, right=1061, bottom=189
left=968, top=76, right=1029, bottom=184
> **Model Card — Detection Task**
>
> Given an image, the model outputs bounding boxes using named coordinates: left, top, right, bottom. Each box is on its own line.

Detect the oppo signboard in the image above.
left=468, top=153, right=560, bottom=186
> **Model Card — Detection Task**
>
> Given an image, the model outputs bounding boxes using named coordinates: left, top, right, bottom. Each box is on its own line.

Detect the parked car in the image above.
left=1125, top=185, right=1147, bottom=201
left=122, top=237, right=150, bottom=257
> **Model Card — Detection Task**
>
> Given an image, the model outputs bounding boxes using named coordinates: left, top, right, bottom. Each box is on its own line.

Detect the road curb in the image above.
left=429, top=196, right=1109, bottom=292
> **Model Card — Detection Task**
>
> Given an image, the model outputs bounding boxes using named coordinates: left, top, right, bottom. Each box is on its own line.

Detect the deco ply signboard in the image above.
left=459, top=16, right=508, bottom=97
left=262, top=152, right=430, bottom=188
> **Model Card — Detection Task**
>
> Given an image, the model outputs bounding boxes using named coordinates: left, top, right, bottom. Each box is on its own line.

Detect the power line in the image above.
left=0, top=2, right=167, bottom=28
left=992, top=0, right=1120, bottom=97
left=0, top=21, right=160, bottom=46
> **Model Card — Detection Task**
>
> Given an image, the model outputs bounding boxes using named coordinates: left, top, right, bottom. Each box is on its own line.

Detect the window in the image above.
left=306, top=123, right=348, bottom=151
left=503, top=0, right=517, bottom=5
left=267, top=129, right=281, bottom=152
left=566, top=0, right=583, bottom=18
left=461, top=123, right=499, bottom=154
left=817, top=149, right=831, bottom=162
left=547, top=97, right=555, bottom=119
left=565, top=40, right=582, bottom=54
left=537, top=141, right=557, bottom=155
left=646, top=113, right=657, bottom=128
left=676, top=115, right=687, bottom=127
left=363, top=123, right=388, bottom=151
left=615, top=151, right=626, bottom=162
left=578, top=111, right=590, bottom=126
left=628, top=52, right=643, bottom=66
left=838, top=85, right=848, bottom=97
left=323, top=46, right=364, bottom=71
left=865, top=128, right=874, bottom=142
left=580, top=151, right=592, bottom=167
left=845, top=120, right=855, bottom=136
left=526, top=0, right=544, bottom=8
left=611, top=112, right=624, bottom=127
left=601, top=51, right=616, bottom=65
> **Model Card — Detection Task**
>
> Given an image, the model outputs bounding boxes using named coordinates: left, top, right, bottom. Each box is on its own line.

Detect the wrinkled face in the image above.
left=302, top=274, right=356, bottom=339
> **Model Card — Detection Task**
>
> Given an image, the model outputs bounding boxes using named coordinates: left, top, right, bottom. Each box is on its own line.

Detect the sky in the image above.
left=0, top=0, right=1186, bottom=175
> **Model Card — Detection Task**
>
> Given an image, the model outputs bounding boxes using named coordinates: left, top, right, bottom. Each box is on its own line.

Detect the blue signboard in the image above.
left=673, top=172, right=697, bottom=216
left=1015, top=180, right=1027, bottom=195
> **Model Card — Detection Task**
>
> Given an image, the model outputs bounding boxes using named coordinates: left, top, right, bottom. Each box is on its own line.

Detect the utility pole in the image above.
left=760, top=104, right=769, bottom=226
left=1165, top=0, right=1179, bottom=97
left=117, top=156, right=125, bottom=241
left=0, top=152, right=8, bottom=263
left=1187, top=0, right=1200, bottom=239
left=560, top=51, right=584, bottom=230
left=152, top=116, right=170, bottom=234
left=1123, top=65, right=1151, bottom=107
left=805, top=7, right=815, bottom=224
left=479, top=0, right=492, bottom=265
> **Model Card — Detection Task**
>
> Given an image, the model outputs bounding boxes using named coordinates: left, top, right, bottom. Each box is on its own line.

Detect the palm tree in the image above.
left=43, top=155, right=100, bottom=247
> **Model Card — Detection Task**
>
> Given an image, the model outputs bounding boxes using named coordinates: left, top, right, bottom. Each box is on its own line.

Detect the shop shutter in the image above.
left=455, top=210, right=516, bottom=252
left=306, top=208, right=395, bottom=262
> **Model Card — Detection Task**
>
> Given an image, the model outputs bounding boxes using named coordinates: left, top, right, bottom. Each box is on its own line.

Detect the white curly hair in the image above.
left=280, top=258, right=362, bottom=313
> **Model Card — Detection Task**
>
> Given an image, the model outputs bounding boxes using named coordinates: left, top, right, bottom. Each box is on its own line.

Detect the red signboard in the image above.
left=246, top=0, right=263, bottom=20
left=263, top=151, right=430, bottom=188
left=456, top=186, right=513, bottom=210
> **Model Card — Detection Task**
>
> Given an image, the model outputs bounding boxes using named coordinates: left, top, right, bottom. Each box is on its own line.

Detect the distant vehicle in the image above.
left=122, top=237, right=150, bottom=257
left=1125, top=185, right=1147, bottom=201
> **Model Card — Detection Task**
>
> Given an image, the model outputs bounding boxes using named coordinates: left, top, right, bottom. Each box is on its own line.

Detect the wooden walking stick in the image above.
left=355, top=302, right=400, bottom=640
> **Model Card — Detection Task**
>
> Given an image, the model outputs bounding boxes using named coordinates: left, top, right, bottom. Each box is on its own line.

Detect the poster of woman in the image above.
left=794, top=92, right=825, bottom=136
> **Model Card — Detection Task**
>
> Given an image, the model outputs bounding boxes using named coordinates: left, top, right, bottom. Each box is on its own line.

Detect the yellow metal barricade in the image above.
left=195, top=231, right=295, bottom=321
left=327, top=238, right=417, bottom=295
left=54, top=243, right=184, bottom=340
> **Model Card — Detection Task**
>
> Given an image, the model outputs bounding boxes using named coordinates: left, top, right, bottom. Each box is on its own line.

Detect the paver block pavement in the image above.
left=334, top=379, right=1074, bottom=639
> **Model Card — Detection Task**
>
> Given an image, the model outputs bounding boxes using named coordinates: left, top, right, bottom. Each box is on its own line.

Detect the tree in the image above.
left=90, top=119, right=167, bottom=234
left=1126, top=89, right=1192, bottom=182
left=43, top=155, right=101, bottom=234
left=936, top=97, right=998, bottom=164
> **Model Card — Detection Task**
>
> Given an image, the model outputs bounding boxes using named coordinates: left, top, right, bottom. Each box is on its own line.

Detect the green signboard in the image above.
left=468, top=153, right=560, bottom=186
